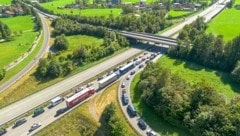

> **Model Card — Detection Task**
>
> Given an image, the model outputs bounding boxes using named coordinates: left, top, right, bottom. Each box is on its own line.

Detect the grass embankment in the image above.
left=130, top=55, right=240, bottom=135
left=206, top=3, right=240, bottom=41
left=0, top=35, right=129, bottom=109
left=37, top=82, right=138, bottom=136
left=39, top=0, right=122, bottom=17
left=0, top=0, right=11, bottom=4
left=130, top=74, right=191, bottom=136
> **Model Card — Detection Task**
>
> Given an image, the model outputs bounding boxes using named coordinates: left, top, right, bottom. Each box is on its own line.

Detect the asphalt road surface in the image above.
left=0, top=13, right=50, bottom=93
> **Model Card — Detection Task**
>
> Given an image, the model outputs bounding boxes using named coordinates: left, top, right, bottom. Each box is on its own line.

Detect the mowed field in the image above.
left=0, top=0, right=11, bottom=4
left=168, top=10, right=191, bottom=17
left=36, top=82, right=138, bottom=136
left=0, top=15, right=37, bottom=68
left=158, top=56, right=240, bottom=99
left=40, top=0, right=122, bottom=17
left=206, top=2, right=240, bottom=41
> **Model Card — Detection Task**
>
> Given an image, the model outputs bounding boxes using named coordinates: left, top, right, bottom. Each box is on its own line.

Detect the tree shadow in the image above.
left=183, top=61, right=203, bottom=71
left=215, top=71, right=240, bottom=93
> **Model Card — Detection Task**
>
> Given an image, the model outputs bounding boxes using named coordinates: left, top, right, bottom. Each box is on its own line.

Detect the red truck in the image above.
left=66, top=87, right=95, bottom=108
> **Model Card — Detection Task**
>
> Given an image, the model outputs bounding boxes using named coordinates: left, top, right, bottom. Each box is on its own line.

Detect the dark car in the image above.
left=54, top=107, right=68, bottom=117
left=130, top=70, right=135, bottom=75
left=137, top=118, right=147, bottom=130
left=12, top=118, right=27, bottom=128
left=0, top=128, right=7, bottom=136
left=32, top=107, right=45, bottom=117
left=98, top=76, right=104, bottom=81
left=122, top=93, right=129, bottom=105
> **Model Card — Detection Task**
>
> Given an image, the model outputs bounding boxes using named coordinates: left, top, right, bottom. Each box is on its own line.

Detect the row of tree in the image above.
left=168, top=17, right=240, bottom=83
left=138, top=62, right=240, bottom=136
left=102, top=103, right=126, bottom=136
left=63, top=10, right=170, bottom=33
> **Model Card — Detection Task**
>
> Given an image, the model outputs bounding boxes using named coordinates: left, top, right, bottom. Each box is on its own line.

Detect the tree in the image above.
left=53, top=34, right=69, bottom=51
left=47, top=59, right=62, bottom=78
left=0, top=68, right=6, bottom=80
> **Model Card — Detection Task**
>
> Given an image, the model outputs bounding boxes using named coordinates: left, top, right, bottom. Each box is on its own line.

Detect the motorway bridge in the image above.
left=119, top=31, right=178, bottom=47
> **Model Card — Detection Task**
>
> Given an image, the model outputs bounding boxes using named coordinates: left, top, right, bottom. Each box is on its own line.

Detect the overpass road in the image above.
left=0, top=13, right=50, bottom=93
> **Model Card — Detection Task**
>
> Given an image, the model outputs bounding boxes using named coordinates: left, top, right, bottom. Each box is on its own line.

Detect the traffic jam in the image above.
left=1, top=49, right=161, bottom=136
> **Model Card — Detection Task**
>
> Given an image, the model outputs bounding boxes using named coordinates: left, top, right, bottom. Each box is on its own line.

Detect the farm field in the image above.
left=0, top=34, right=129, bottom=108
left=36, top=82, right=138, bottom=136
left=130, top=74, right=191, bottom=136
left=206, top=6, right=240, bottom=41
left=0, top=0, right=11, bottom=4
left=0, top=15, right=37, bottom=69
left=168, top=10, right=191, bottom=17
left=40, top=1, right=122, bottom=17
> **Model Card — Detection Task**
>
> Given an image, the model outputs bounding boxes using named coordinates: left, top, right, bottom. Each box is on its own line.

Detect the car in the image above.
left=122, top=93, right=129, bottom=105
left=126, top=75, right=131, bottom=80
left=12, top=118, right=27, bottom=128
left=54, top=107, right=68, bottom=117
left=107, top=71, right=113, bottom=76
left=97, top=76, right=104, bottom=81
left=29, top=123, right=41, bottom=132
left=137, top=118, right=147, bottom=130
left=86, top=82, right=93, bottom=87
left=127, top=104, right=137, bottom=117
left=0, top=128, right=7, bottom=135
left=32, top=107, right=45, bottom=117
left=75, top=87, right=84, bottom=93
left=146, top=129, right=157, bottom=136
left=121, top=82, right=125, bottom=88
left=130, top=70, right=135, bottom=75
left=139, top=64, right=144, bottom=68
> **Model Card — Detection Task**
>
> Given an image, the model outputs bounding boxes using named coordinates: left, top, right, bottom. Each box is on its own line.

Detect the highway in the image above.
left=162, top=0, right=228, bottom=37
left=0, top=13, right=50, bottom=93
left=0, top=0, right=229, bottom=133
left=0, top=47, right=143, bottom=126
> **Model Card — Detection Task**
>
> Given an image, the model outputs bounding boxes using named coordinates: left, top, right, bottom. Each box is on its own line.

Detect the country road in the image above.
left=0, top=13, right=50, bottom=93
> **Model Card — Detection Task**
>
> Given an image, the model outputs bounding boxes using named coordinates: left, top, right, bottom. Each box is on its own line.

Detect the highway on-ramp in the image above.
left=0, top=13, right=50, bottom=93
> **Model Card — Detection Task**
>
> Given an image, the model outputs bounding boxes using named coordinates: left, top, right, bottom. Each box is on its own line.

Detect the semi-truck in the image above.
left=66, top=87, right=95, bottom=108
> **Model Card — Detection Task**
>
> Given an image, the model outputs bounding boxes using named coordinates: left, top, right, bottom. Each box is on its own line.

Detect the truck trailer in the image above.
left=119, top=62, right=135, bottom=75
left=99, top=73, right=119, bottom=88
left=66, top=87, right=95, bottom=108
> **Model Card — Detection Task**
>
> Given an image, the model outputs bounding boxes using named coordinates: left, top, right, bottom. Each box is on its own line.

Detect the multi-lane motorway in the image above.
left=0, top=0, right=229, bottom=134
